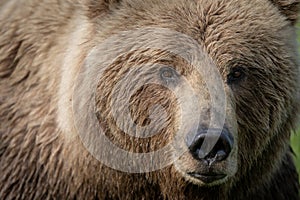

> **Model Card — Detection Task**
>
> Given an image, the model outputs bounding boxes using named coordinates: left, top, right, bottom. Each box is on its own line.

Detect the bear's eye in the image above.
left=160, top=67, right=179, bottom=83
left=227, top=67, right=245, bottom=84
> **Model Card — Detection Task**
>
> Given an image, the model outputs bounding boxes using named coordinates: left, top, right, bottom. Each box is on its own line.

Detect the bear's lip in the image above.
left=187, top=172, right=227, bottom=184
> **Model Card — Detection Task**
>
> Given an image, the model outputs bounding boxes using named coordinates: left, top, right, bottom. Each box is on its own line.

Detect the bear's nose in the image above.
left=188, top=128, right=233, bottom=165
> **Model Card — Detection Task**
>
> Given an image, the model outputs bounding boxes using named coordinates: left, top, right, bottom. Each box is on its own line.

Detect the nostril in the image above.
left=215, top=150, right=227, bottom=161
left=188, top=128, right=234, bottom=163
left=188, top=134, right=205, bottom=154
left=212, top=133, right=233, bottom=161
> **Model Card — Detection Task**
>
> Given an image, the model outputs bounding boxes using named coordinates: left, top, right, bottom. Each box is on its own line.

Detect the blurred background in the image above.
left=291, top=131, right=299, bottom=181
left=292, top=23, right=300, bottom=181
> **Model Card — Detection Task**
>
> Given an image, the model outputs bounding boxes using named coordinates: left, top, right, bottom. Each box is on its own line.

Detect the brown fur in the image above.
left=0, top=0, right=300, bottom=199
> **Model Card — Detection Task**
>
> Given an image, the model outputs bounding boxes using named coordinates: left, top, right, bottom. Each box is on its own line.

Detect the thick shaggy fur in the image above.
left=0, top=0, right=300, bottom=199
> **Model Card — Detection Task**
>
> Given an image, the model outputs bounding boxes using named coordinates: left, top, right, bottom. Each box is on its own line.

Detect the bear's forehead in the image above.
left=103, top=0, right=287, bottom=31
left=96, top=0, right=289, bottom=70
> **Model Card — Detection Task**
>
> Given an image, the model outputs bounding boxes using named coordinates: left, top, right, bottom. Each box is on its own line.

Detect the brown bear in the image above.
left=0, top=0, right=299, bottom=199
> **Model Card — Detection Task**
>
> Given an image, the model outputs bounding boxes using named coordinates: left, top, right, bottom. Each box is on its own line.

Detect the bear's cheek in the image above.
left=94, top=72, right=180, bottom=153
left=228, top=68, right=291, bottom=173
left=233, top=79, right=280, bottom=156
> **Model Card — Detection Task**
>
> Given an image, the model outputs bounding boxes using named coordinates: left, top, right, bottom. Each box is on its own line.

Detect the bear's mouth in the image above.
left=187, top=172, right=227, bottom=184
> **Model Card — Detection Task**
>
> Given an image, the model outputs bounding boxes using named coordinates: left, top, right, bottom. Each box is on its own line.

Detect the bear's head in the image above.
left=72, top=0, right=300, bottom=188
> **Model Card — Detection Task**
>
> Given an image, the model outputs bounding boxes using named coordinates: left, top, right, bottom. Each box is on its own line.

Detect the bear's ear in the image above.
left=269, top=0, right=300, bottom=24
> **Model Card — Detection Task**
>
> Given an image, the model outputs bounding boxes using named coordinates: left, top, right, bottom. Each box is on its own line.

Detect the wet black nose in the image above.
left=188, top=128, right=233, bottom=164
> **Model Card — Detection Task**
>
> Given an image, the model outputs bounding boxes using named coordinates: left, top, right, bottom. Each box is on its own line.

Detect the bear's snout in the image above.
left=187, top=128, right=234, bottom=165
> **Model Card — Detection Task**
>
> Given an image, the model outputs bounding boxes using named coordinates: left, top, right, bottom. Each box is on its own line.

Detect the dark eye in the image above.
left=227, top=67, right=245, bottom=84
left=160, top=67, right=179, bottom=83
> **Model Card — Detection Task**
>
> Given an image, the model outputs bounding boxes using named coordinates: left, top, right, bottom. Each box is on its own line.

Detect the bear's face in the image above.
left=73, top=0, right=299, bottom=187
